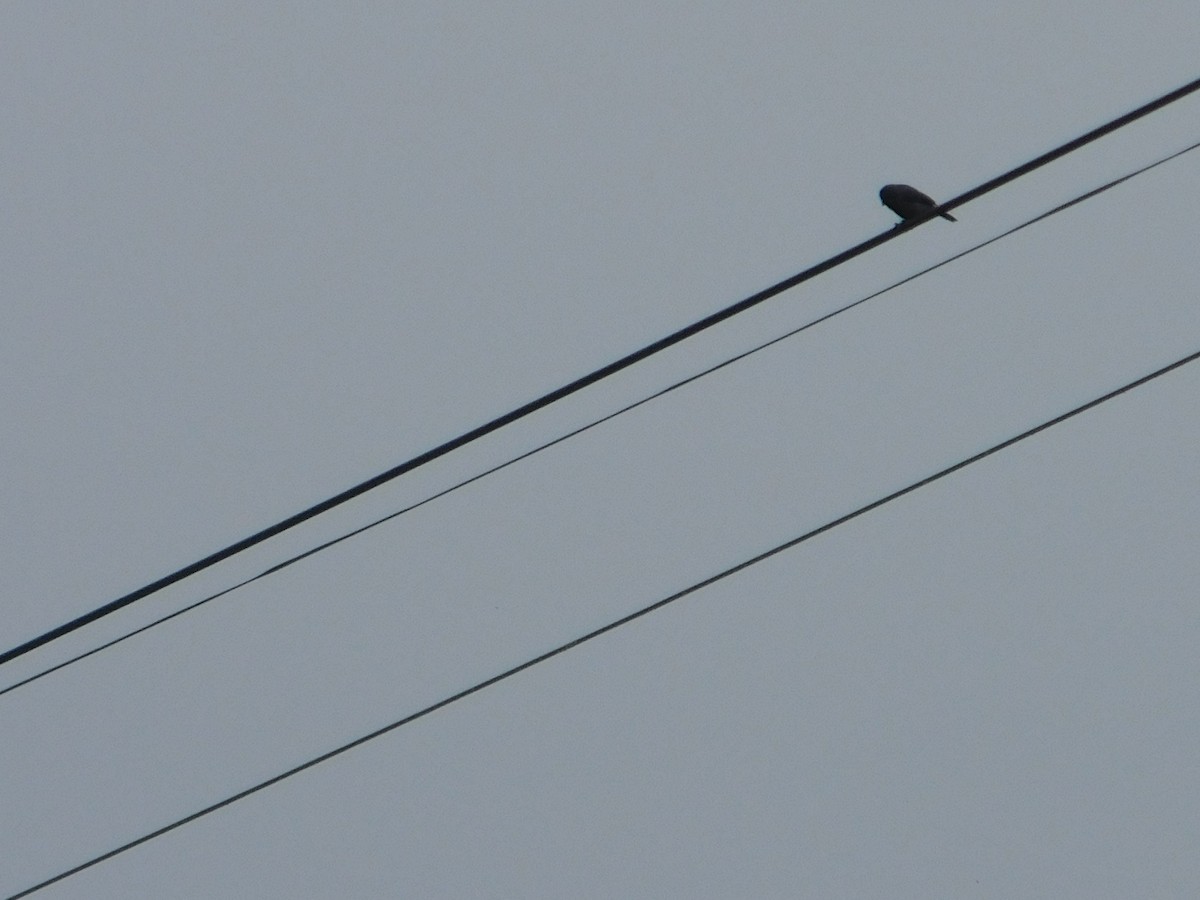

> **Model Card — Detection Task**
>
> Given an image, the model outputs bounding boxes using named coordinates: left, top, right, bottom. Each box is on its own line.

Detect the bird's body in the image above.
left=880, top=183, right=957, bottom=222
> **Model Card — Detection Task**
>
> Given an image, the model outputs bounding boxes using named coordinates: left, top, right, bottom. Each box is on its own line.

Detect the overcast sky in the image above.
left=4, top=3, right=1200, bottom=898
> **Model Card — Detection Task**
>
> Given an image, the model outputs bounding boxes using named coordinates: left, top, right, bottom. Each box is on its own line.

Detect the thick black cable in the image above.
left=3, top=137, right=1196, bottom=699
left=934, top=76, right=1200, bottom=219
left=4, top=75, right=1198, bottom=669
left=11, top=343, right=1199, bottom=899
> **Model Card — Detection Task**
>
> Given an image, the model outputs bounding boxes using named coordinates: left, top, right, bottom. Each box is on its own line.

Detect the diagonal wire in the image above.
left=11, top=340, right=1200, bottom=899
left=3, top=137, right=1196, bottom=700
left=5, top=76, right=1198, bottom=668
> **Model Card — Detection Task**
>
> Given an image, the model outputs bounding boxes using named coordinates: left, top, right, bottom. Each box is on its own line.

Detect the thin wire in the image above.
left=5, top=76, right=1198, bottom=669
left=3, top=138, right=1196, bottom=699
left=12, top=343, right=1199, bottom=900
left=4, top=137, right=1195, bottom=700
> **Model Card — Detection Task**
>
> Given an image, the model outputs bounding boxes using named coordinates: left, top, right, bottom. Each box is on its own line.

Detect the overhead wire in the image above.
left=12, top=340, right=1200, bottom=899
left=4, top=75, right=1198, bottom=669
left=2, top=137, right=1197, bottom=699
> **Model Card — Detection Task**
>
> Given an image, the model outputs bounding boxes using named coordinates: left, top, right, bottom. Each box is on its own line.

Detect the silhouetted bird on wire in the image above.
left=880, top=183, right=957, bottom=223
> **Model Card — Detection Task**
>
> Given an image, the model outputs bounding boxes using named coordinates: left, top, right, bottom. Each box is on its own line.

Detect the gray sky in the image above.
left=4, top=3, right=1200, bottom=897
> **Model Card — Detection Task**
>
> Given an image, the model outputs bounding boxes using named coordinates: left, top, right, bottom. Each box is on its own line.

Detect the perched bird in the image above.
left=880, top=183, right=957, bottom=223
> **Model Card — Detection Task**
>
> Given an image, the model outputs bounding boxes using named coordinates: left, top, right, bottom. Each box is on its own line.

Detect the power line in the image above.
left=3, top=137, right=1196, bottom=699
left=3, top=75, right=1198, bottom=670
left=11, top=343, right=1200, bottom=899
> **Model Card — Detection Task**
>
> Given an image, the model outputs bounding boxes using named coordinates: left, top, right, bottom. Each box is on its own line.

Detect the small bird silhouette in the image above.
left=880, top=184, right=957, bottom=223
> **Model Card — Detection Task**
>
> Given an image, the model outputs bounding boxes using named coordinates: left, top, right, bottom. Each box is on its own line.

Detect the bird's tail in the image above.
left=939, top=209, right=957, bottom=222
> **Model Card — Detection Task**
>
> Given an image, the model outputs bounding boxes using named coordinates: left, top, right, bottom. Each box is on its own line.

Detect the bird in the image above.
left=879, top=184, right=957, bottom=223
